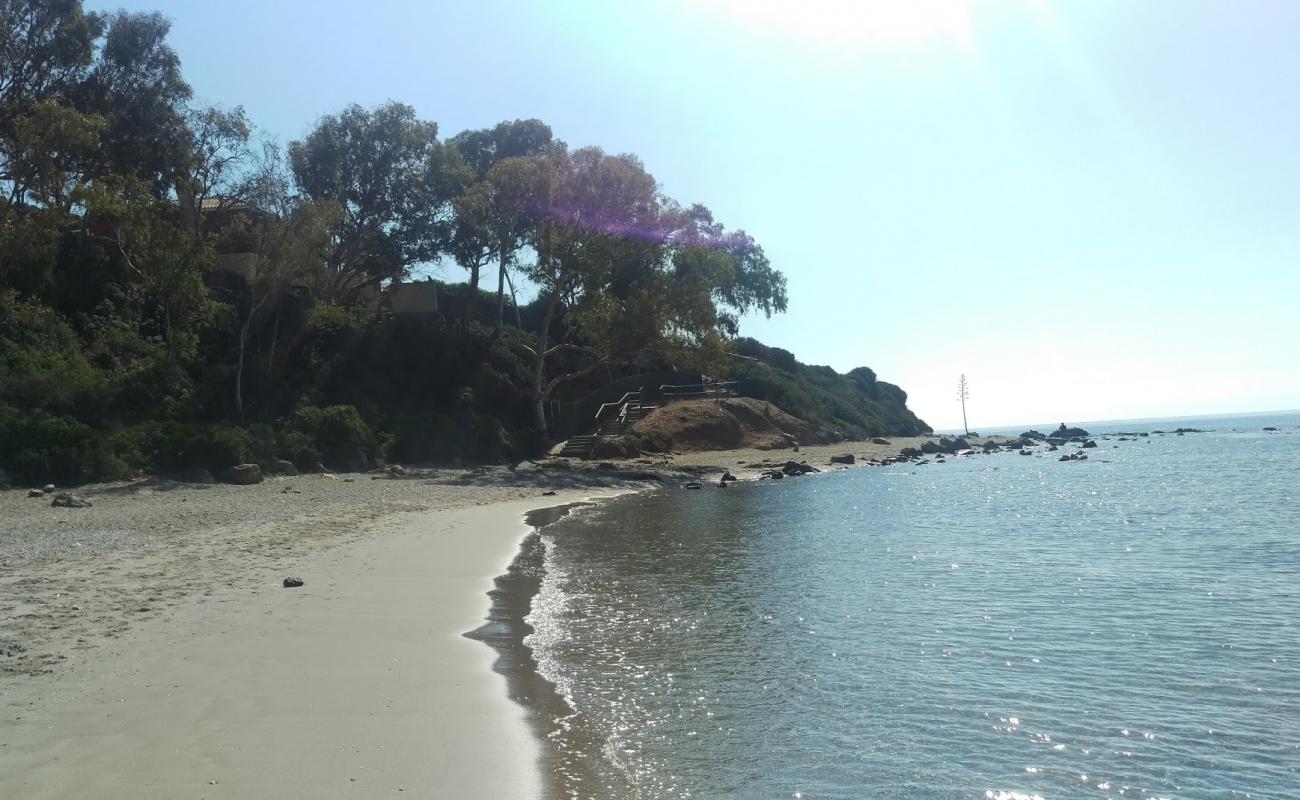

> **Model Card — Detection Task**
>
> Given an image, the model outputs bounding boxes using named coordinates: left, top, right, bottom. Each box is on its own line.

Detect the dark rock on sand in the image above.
left=227, top=464, right=264, bottom=485
left=51, top=492, right=92, bottom=508
left=899, top=447, right=923, bottom=458
left=920, top=441, right=942, bottom=455
left=982, top=441, right=1001, bottom=452
left=271, top=459, right=299, bottom=476
left=387, top=464, right=409, bottom=477
left=871, top=437, right=891, bottom=445
left=782, top=461, right=820, bottom=476
left=829, top=454, right=855, bottom=465
left=283, top=577, right=304, bottom=588
left=28, top=488, right=44, bottom=497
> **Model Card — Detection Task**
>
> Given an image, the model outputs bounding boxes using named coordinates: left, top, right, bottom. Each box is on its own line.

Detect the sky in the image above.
left=87, top=0, right=1300, bottom=429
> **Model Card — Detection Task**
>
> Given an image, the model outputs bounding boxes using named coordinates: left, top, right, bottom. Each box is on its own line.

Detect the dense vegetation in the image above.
left=732, top=339, right=929, bottom=439
left=0, top=0, right=921, bottom=486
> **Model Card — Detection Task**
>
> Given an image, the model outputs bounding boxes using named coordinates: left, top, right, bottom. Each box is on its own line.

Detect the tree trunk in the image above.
left=463, top=261, right=479, bottom=324
left=496, top=237, right=509, bottom=330
left=532, top=295, right=557, bottom=437
left=235, top=293, right=268, bottom=419
left=235, top=312, right=252, bottom=419
left=504, top=267, right=523, bottom=329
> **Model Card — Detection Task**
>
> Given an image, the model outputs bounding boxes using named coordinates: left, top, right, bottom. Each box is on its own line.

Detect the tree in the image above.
left=74, top=10, right=192, bottom=194
left=228, top=155, right=336, bottom=418
left=448, top=119, right=553, bottom=325
left=175, top=104, right=254, bottom=234
left=289, top=102, right=469, bottom=304
left=79, top=177, right=213, bottom=365
left=0, top=0, right=104, bottom=222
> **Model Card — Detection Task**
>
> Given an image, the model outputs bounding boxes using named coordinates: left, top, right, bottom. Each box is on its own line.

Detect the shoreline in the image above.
left=0, top=470, right=649, bottom=798
left=0, top=435, right=1000, bottom=797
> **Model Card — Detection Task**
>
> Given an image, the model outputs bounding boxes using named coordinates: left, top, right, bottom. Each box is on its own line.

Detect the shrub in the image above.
left=152, top=422, right=255, bottom=472
left=625, top=427, right=672, bottom=454
left=0, top=412, right=126, bottom=485
left=291, top=404, right=379, bottom=469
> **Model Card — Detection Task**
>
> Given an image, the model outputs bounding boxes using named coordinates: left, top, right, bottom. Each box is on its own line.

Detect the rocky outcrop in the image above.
left=1054, top=423, right=1089, bottom=438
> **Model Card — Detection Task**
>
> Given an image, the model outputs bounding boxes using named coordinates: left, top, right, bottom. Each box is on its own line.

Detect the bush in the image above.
left=0, top=411, right=126, bottom=485
left=152, top=422, right=255, bottom=472
left=291, top=404, right=379, bottom=469
left=386, top=412, right=517, bottom=464
left=625, top=427, right=672, bottom=454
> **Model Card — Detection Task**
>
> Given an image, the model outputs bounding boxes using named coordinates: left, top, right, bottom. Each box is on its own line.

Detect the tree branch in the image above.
left=544, top=356, right=607, bottom=397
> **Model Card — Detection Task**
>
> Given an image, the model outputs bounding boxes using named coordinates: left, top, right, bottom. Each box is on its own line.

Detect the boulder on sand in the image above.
left=920, top=441, right=942, bottom=454
left=227, top=464, right=264, bottom=485
left=829, top=454, right=855, bottom=465
left=871, top=437, right=891, bottom=445
left=50, top=492, right=92, bottom=508
left=271, top=459, right=299, bottom=476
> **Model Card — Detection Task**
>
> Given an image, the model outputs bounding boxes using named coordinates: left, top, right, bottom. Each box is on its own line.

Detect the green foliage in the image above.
left=0, top=411, right=126, bottom=485
left=0, top=290, right=105, bottom=414
left=150, top=422, right=254, bottom=472
left=0, top=0, right=927, bottom=483
left=289, top=404, right=379, bottom=469
left=730, top=339, right=930, bottom=439
left=624, top=427, right=673, bottom=454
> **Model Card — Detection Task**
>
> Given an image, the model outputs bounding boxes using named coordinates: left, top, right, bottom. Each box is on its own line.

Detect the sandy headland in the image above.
left=0, top=435, right=1003, bottom=797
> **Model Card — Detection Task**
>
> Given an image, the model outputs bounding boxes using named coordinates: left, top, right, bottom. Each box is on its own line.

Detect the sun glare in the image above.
left=697, top=0, right=989, bottom=48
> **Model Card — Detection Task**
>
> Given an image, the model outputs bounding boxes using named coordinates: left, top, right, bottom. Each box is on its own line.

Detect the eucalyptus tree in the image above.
left=448, top=118, right=552, bottom=325
left=229, top=148, right=337, bottom=418
left=74, top=10, right=192, bottom=194
left=289, top=102, right=470, bottom=305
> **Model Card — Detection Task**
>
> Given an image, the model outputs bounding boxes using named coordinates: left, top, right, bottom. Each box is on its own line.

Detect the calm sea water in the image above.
left=524, top=413, right=1300, bottom=800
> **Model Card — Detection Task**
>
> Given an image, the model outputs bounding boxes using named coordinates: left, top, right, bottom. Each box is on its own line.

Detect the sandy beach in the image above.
left=0, top=435, right=972, bottom=797
left=0, top=465, right=654, bottom=798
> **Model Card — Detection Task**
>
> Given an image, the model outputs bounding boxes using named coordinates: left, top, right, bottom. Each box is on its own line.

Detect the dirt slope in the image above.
left=630, top=398, right=824, bottom=453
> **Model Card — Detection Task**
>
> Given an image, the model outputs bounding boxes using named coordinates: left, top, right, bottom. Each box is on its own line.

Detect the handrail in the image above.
left=594, top=391, right=640, bottom=422
left=659, top=382, right=739, bottom=402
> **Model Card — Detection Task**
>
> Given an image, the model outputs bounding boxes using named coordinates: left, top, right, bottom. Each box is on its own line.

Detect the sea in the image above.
left=499, top=412, right=1300, bottom=799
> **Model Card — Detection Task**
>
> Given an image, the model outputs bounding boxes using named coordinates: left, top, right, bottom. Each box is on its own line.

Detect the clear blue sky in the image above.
left=90, top=0, right=1300, bottom=429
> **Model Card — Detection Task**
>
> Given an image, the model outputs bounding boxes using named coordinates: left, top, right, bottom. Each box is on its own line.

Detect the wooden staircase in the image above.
left=555, top=395, right=658, bottom=460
